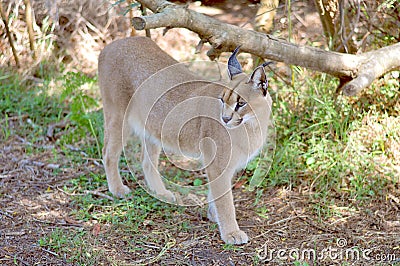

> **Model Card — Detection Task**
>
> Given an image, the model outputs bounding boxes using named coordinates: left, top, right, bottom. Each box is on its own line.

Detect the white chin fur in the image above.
left=242, top=114, right=255, bottom=124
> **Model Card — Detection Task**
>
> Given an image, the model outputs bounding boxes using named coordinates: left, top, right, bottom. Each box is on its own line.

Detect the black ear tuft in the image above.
left=249, top=63, right=270, bottom=96
left=261, top=61, right=273, bottom=68
left=227, top=46, right=243, bottom=80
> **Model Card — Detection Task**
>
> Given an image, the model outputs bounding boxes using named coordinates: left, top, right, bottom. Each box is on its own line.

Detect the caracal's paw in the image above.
left=222, top=230, right=249, bottom=245
left=110, top=184, right=131, bottom=198
left=156, top=190, right=176, bottom=203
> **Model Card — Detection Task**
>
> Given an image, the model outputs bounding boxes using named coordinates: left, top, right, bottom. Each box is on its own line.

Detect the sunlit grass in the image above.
left=253, top=68, right=399, bottom=208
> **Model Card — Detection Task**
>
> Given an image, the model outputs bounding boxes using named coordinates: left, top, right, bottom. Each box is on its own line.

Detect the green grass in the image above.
left=38, top=227, right=102, bottom=264
left=252, top=69, right=399, bottom=209
left=0, top=73, right=62, bottom=140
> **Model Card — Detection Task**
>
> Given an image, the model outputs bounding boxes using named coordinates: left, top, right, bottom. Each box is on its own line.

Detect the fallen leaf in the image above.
left=92, top=223, right=101, bottom=236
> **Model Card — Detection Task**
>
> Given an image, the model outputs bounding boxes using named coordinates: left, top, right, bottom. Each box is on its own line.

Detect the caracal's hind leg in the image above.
left=142, top=140, right=176, bottom=202
left=102, top=114, right=132, bottom=198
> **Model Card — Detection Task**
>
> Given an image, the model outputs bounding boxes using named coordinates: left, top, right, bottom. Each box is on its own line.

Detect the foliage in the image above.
left=59, top=72, right=102, bottom=158
left=248, top=69, right=399, bottom=204
left=0, top=69, right=64, bottom=141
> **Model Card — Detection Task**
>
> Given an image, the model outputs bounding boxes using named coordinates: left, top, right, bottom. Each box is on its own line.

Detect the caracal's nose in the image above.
left=222, top=116, right=232, bottom=124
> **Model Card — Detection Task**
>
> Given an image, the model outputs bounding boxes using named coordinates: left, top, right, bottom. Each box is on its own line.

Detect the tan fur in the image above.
left=98, top=36, right=272, bottom=244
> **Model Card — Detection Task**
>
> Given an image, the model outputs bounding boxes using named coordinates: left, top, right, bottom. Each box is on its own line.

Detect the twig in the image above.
left=85, top=190, right=115, bottom=201
left=290, top=203, right=338, bottom=234
left=19, top=159, right=60, bottom=170
left=64, top=144, right=81, bottom=152
left=252, top=228, right=287, bottom=239
left=12, top=136, right=55, bottom=150
left=0, top=2, right=20, bottom=67
left=31, top=217, right=83, bottom=227
left=82, top=157, right=103, bottom=167
left=0, top=250, right=29, bottom=266
left=41, top=248, right=59, bottom=257
left=269, top=215, right=307, bottom=226
left=0, top=114, right=29, bottom=123
left=0, top=210, right=14, bottom=219
left=132, top=232, right=176, bottom=265
left=337, top=0, right=361, bottom=53
left=240, top=2, right=286, bottom=28
left=4, top=231, right=26, bottom=236
left=242, top=215, right=307, bottom=229
left=56, top=187, right=82, bottom=196
left=46, top=119, right=69, bottom=141
left=15, top=135, right=33, bottom=146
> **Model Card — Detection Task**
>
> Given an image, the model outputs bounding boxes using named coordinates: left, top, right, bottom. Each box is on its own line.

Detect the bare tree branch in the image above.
left=342, top=44, right=400, bottom=95
left=132, top=0, right=400, bottom=96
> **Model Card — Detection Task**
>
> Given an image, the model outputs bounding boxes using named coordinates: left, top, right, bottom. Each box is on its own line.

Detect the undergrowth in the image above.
left=1, top=63, right=398, bottom=264
left=264, top=68, right=399, bottom=210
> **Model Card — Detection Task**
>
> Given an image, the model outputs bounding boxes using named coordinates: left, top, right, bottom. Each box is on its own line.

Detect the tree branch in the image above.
left=24, top=0, right=36, bottom=60
left=342, top=43, right=400, bottom=95
left=133, top=0, right=400, bottom=96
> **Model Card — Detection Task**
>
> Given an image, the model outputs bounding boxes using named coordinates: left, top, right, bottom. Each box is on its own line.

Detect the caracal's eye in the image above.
left=236, top=101, right=247, bottom=108
left=219, top=97, right=224, bottom=104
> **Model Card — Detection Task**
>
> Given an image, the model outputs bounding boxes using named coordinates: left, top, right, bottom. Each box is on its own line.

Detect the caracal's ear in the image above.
left=227, top=46, right=243, bottom=80
left=248, top=61, right=272, bottom=96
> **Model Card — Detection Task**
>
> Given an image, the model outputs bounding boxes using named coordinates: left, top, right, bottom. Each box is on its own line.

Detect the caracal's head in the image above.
left=219, top=47, right=271, bottom=128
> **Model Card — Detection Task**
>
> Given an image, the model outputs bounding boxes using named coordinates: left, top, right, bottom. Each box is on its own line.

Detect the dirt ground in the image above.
left=1, top=135, right=399, bottom=265
left=1, top=0, right=399, bottom=265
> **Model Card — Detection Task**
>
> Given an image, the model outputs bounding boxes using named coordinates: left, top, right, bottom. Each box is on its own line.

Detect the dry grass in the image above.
left=1, top=0, right=133, bottom=75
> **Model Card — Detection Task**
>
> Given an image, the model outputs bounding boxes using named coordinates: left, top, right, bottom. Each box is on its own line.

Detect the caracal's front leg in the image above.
left=201, top=136, right=248, bottom=244
left=207, top=170, right=248, bottom=244
left=142, top=140, right=176, bottom=202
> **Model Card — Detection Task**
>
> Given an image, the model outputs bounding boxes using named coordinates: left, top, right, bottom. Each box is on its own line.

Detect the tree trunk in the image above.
left=24, top=0, right=36, bottom=59
left=314, top=0, right=357, bottom=53
left=131, top=0, right=400, bottom=96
